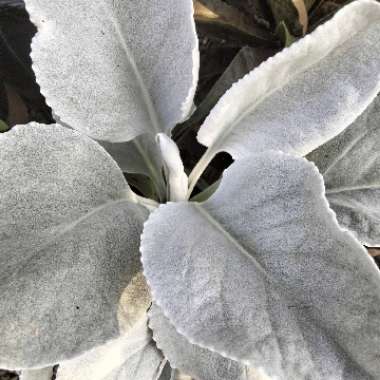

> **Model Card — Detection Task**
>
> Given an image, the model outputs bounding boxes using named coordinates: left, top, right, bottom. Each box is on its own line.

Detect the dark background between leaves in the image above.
left=0, top=0, right=378, bottom=378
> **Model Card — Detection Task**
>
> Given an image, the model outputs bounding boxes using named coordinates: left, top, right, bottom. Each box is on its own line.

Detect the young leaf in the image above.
left=307, top=95, right=380, bottom=247
left=24, top=0, right=199, bottom=142
left=149, top=303, right=263, bottom=380
left=0, top=123, right=149, bottom=369
left=157, top=133, right=188, bottom=202
left=142, top=151, right=380, bottom=379
left=196, top=0, right=380, bottom=162
left=99, top=134, right=166, bottom=201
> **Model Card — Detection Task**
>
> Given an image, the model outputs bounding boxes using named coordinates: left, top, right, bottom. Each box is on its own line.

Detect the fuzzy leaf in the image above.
left=307, top=95, right=380, bottom=247
left=197, top=0, right=380, bottom=160
left=56, top=316, right=166, bottom=380
left=185, top=45, right=276, bottom=127
left=24, top=0, right=199, bottom=142
left=149, top=303, right=265, bottom=380
left=99, top=134, right=166, bottom=201
left=142, top=151, right=380, bottom=379
left=157, top=134, right=188, bottom=202
left=0, top=123, right=149, bottom=369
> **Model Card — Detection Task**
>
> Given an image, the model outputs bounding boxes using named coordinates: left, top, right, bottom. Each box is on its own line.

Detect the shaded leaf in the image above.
left=194, top=0, right=275, bottom=45
left=149, top=303, right=261, bottom=380
left=56, top=316, right=166, bottom=380
left=307, top=95, right=380, bottom=246
left=99, top=134, right=166, bottom=201
left=267, top=0, right=302, bottom=35
left=0, top=123, right=148, bottom=369
left=276, top=21, right=297, bottom=47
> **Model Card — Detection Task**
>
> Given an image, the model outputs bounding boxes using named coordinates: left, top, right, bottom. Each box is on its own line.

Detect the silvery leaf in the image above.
left=307, top=95, right=380, bottom=246
left=197, top=0, right=380, bottom=159
left=24, top=0, right=199, bottom=142
left=0, top=123, right=149, bottom=369
left=149, top=303, right=266, bottom=380
left=99, top=134, right=166, bottom=201
left=185, top=45, right=275, bottom=128
left=142, top=151, right=380, bottom=379
left=156, top=134, right=188, bottom=202
left=56, top=316, right=166, bottom=380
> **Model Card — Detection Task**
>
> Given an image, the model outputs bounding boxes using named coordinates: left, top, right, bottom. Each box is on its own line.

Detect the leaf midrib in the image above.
left=101, top=1, right=162, bottom=134
left=193, top=203, right=273, bottom=282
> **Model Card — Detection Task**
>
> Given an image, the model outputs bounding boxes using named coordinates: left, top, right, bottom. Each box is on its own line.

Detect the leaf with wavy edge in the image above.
left=142, top=151, right=380, bottom=379
left=0, top=123, right=149, bottom=369
left=307, top=95, right=380, bottom=247
left=196, top=0, right=380, bottom=160
left=24, top=0, right=199, bottom=142
left=149, top=303, right=264, bottom=380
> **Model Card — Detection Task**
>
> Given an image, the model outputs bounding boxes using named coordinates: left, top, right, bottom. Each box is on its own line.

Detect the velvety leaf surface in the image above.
left=142, top=152, right=380, bottom=379
left=56, top=316, right=165, bottom=380
left=149, top=303, right=259, bottom=380
left=24, top=0, right=199, bottom=142
left=0, top=123, right=149, bottom=369
left=197, top=0, right=380, bottom=159
left=307, top=95, right=380, bottom=247
left=157, top=134, right=188, bottom=202
left=185, top=45, right=276, bottom=128
left=99, top=134, right=166, bottom=201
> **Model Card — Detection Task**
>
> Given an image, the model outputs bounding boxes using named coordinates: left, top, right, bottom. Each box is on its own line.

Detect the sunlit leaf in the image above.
left=142, top=151, right=380, bottom=379
left=197, top=1, right=380, bottom=161
left=24, top=0, right=199, bottom=141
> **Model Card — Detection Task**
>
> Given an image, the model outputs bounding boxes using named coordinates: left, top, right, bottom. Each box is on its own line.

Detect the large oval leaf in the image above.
left=197, top=0, right=380, bottom=159
left=142, top=151, right=380, bottom=379
left=25, top=0, right=199, bottom=141
left=0, top=123, right=148, bottom=369
left=307, top=95, right=380, bottom=247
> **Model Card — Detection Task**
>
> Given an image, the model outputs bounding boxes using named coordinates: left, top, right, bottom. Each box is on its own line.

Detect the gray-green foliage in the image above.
left=1, top=0, right=380, bottom=379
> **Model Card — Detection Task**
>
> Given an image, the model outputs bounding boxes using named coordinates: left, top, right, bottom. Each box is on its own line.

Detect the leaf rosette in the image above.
left=1, top=0, right=380, bottom=379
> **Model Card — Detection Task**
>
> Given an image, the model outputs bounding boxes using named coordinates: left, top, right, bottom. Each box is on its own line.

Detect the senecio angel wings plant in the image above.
left=1, top=0, right=380, bottom=379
